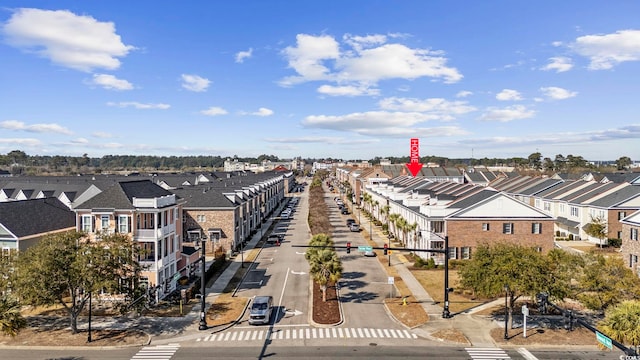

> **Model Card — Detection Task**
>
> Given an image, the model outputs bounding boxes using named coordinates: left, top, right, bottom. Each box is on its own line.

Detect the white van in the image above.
left=248, top=296, right=273, bottom=325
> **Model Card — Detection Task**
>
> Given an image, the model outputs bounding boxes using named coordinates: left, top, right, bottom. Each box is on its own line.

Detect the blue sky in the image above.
left=1, top=1, right=639, bottom=162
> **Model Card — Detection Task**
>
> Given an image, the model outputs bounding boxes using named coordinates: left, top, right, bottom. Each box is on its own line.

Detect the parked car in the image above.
left=349, top=223, right=360, bottom=232
left=248, top=296, right=273, bottom=325
left=341, top=208, right=349, bottom=215
left=267, top=234, right=282, bottom=244
left=346, top=219, right=356, bottom=226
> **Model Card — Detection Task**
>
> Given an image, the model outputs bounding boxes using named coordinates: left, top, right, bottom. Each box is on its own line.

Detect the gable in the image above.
left=448, top=193, right=553, bottom=219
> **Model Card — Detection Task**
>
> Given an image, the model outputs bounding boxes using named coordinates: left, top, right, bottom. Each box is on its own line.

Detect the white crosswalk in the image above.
left=131, top=343, right=180, bottom=360
left=195, top=327, right=418, bottom=342
left=465, top=347, right=510, bottom=359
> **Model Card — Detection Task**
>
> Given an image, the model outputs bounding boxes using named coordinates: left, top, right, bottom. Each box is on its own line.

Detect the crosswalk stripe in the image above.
left=197, top=327, right=420, bottom=342
left=131, top=344, right=179, bottom=360
left=465, top=347, right=510, bottom=360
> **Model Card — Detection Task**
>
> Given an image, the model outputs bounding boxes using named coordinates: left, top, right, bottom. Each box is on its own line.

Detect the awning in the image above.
left=556, top=217, right=580, bottom=228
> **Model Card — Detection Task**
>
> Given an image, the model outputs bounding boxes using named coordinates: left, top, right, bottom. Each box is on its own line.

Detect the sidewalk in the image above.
left=356, top=207, right=500, bottom=347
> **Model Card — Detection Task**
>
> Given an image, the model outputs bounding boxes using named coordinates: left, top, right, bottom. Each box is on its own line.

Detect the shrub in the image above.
left=607, top=238, right=622, bottom=248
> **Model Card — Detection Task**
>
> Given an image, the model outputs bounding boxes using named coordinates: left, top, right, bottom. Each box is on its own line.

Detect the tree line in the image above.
left=2, top=150, right=634, bottom=177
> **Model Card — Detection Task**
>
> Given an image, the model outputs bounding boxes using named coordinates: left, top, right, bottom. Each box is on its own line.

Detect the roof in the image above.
left=0, top=198, right=76, bottom=238
left=74, top=180, right=173, bottom=210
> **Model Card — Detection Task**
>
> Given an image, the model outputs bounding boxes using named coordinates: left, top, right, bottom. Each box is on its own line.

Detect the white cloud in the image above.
left=280, top=34, right=341, bottom=86
left=378, top=97, right=476, bottom=120
left=2, top=8, right=134, bottom=71
left=106, top=102, right=170, bottom=109
left=200, top=106, right=228, bottom=116
left=70, top=138, right=89, bottom=144
left=0, top=138, right=42, bottom=146
left=0, top=120, right=73, bottom=134
left=252, top=108, right=274, bottom=116
left=235, top=48, right=253, bottom=63
left=539, top=86, right=577, bottom=100
left=92, top=74, right=133, bottom=90
left=570, top=29, right=640, bottom=70
left=92, top=131, right=113, bottom=138
left=302, top=111, right=439, bottom=134
left=541, top=56, right=573, bottom=72
left=181, top=74, right=211, bottom=92
left=456, top=90, right=473, bottom=98
left=280, top=33, right=462, bottom=90
left=317, top=84, right=380, bottom=97
left=479, top=105, right=535, bottom=122
left=496, top=89, right=523, bottom=101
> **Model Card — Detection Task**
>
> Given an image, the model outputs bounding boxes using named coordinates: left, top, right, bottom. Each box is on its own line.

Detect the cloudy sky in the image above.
left=1, top=1, right=639, bottom=161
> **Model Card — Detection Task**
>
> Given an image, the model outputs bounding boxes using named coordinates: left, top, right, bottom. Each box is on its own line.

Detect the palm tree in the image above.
left=305, top=233, right=333, bottom=261
left=599, top=300, right=640, bottom=353
left=406, top=222, right=418, bottom=248
left=308, top=249, right=343, bottom=302
left=396, top=217, right=407, bottom=246
left=0, top=296, right=26, bottom=337
left=388, top=213, right=400, bottom=239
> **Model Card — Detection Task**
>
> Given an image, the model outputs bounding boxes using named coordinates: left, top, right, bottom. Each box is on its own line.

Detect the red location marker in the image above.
left=406, top=138, right=423, bottom=177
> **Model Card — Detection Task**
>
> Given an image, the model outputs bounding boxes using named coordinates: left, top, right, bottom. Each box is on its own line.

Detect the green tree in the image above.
left=305, top=233, right=334, bottom=261
left=616, top=156, right=632, bottom=170
left=599, top=300, right=640, bottom=353
left=458, top=243, right=562, bottom=328
left=0, top=296, right=26, bottom=337
left=583, top=215, right=608, bottom=248
left=528, top=152, right=542, bottom=170
left=577, top=254, right=640, bottom=312
left=308, top=249, right=343, bottom=302
left=12, top=231, right=144, bottom=333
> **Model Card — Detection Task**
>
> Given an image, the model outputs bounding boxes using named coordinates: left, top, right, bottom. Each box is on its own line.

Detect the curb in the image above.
left=307, top=278, right=344, bottom=328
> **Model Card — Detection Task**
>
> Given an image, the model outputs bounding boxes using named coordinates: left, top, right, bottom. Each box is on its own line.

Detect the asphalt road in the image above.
left=0, top=345, right=623, bottom=360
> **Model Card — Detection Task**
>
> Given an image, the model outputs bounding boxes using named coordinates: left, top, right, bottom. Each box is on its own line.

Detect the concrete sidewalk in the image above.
left=356, top=207, right=500, bottom=347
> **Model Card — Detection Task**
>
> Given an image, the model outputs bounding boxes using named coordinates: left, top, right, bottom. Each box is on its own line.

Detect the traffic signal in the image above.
left=346, top=242, right=351, bottom=254
left=383, top=244, right=388, bottom=255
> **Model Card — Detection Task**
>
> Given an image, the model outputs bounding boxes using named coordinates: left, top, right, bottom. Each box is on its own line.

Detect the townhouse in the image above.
left=73, top=180, right=182, bottom=298
left=620, top=211, right=640, bottom=276
left=0, top=197, right=76, bottom=253
left=361, top=174, right=555, bottom=264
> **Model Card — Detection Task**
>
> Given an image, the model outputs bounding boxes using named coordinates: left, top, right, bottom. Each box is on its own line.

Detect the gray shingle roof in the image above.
left=0, top=198, right=75, bottom=237
left=74, top=180, right=173, bottom=210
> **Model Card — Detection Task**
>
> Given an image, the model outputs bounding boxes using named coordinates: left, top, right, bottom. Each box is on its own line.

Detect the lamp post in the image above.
left=198, top=235, right=208, bottom=331
left=504, top=284, right=509, bottom=340
left=387, top=233, right=392, bottom=266
left=442, top=235, right=451, bottom=318
left=87, top=291, right=92, bottom=342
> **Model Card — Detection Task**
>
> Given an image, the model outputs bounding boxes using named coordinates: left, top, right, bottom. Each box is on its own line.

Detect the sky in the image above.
left=1, top=1, right=640, bottom=162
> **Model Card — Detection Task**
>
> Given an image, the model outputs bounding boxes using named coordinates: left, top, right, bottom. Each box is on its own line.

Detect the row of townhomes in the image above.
left=334, top=164, right=640, bottom=277
left=0, top=170, right=297, bottom=300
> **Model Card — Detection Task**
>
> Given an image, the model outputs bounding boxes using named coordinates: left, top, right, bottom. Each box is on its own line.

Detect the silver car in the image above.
left=249, top=296, right=273, bottom=325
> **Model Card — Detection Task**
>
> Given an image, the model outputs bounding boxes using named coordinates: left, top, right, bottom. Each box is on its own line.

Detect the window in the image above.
left=81, top=215, right=93, bottom=232
left=535, top=246, right=543, bottom=252
left=503, top=223, right=514, bottom=234
left=448, top=247, right=457, bottom=259
left=157, top=240, right=162, bottom=261
left=570, top=207, right=579, bottom=217
left=532, top=223, right=542, bottom=234
left=543, top=202, right=551, bottom=211
left=139, top=243, right=155, bottom=262
left=197, top=214, right=206, bottom=222
left=118, top=215, right=129, bottom=233
left=461, top=247, right=471, bottom=259
left=631, top=228, right=639, bottom=241
left=482, top=223, right=490, bottom=231
left=101, top=215, right=109, bottom=230
left=619, top=211, right=627, bottom=220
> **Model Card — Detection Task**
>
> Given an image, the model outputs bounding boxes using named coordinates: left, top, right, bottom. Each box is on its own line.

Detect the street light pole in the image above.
left=198, top=237, right=208, bottom=331
left=442, top=235, right=451, bottom=318
left=504, top=284, right=509, bottom=340
left=87, top=291, right=92, bottom=342
left=388, top=234, right=391, bottom=266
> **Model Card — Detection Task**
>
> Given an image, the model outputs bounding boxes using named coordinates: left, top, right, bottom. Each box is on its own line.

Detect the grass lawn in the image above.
left=410, top=268, right=489, bottom=313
